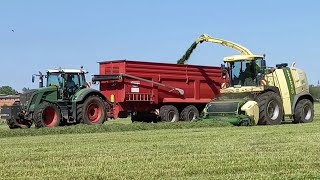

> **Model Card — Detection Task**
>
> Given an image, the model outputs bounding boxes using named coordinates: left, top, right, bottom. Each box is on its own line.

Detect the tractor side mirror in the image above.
left=221, top=64, right=227, bottom=79
left=221, top=64, right=226, bottom=70
left=32, top=75, right=35, bottom=83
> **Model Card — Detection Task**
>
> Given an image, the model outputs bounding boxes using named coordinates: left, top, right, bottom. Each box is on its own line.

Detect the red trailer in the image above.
left=93, top=60, right=223, bottom=122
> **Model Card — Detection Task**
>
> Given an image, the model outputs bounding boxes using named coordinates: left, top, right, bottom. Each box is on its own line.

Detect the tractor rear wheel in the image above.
left=293, top=99, right=314, bottom=123
left=159, top=105, right=179, bottom=122
left=77, top=96, right=107, bottom=125
left=256, top=91, right=283, bottom=125
left=180, top=105, right=199, bottom=121
left=34, top=102, right=61, bottom=128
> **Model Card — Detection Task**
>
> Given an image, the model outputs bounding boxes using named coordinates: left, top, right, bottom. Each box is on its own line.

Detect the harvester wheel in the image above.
left=159, top=105, right=179, bottom=122
left=77, top=96, right=107, bottom=125
left=34, top=102, right=61, bottom=128
left=293, top=99, right=314, bottom=123
left=256, top=91, right=283, bottom=125
left=180, top=105, right=199, bottom=121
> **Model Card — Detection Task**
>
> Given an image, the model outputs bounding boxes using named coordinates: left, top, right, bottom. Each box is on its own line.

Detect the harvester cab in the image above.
left=200, top=37, right=314, bottom=126
left=2, top=67, right=109, bottom=129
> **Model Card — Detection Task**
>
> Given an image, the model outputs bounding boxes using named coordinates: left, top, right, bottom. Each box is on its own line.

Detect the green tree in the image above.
left=309, top=85, right=320, bottom=100
left=22, top=87, right=30, bottom=93
left=0, top=86, right=18, bottom=95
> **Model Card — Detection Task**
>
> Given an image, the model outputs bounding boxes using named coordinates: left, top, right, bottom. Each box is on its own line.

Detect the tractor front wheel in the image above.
left=77, top=96, right=107, bottom=125
left=34, top=102, right=61, bottom=128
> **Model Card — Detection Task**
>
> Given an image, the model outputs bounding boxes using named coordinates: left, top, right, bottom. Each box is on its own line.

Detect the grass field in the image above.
left=0, top=104, right=320, bottom=179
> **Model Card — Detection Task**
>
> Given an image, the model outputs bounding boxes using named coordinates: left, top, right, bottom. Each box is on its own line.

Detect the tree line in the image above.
left=0, top=86, right=29, bottom=95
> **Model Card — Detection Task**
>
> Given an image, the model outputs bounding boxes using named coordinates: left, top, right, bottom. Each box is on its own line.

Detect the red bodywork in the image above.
left=97, top=60, right=223, bottom=119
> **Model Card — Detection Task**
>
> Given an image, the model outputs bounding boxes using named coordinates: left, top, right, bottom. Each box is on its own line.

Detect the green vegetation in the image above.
left=0, top=86, right=18, bottom=95
left=310, top=85, right=320, bottom=100
left=0, top=120, right=231, bottom=138
left=0, top=104, right=319, bottom=179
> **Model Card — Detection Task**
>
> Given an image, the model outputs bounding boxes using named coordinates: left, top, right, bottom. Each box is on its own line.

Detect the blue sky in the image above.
left=1, top=0, right=320, bottom=91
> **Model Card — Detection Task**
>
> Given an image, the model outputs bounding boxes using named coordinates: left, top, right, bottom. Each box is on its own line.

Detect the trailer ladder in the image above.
left=126, top=93, right=153, bottom=102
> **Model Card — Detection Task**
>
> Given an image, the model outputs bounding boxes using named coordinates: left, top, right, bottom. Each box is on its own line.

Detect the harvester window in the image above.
left=230, top=60, right=262, bottom=86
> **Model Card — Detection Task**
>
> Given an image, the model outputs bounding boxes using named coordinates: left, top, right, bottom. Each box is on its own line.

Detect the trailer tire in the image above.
left=293, top=99, right=314, bottom=123
left=77, top=96, right=107, bottom=125
left=159, top=105, right=179, bottom=122
left=34, top=102, right=61, bottom=128
left=180, top=105, right=199, bottom=121
left=256, top=91, right=283, bottom=125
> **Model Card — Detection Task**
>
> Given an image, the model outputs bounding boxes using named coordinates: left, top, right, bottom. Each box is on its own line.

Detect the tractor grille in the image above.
left=20, top=89, right=37, bottom=106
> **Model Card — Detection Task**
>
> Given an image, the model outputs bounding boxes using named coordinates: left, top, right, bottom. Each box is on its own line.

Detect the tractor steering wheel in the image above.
left=67, top=84, right=78, bottom=94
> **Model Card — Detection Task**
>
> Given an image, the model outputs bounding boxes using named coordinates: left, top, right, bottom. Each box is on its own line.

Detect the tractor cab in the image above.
left=32, top=68, right=88, bottom=99
left=47, top=68, right=88, bottom=99
left=221, top=55, right=266, bottom=93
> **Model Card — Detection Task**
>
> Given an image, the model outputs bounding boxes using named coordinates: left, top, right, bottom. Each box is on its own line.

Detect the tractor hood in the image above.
left=20, top=89, right=37, bottom=106
left=26, top=86, right=58, bottom=111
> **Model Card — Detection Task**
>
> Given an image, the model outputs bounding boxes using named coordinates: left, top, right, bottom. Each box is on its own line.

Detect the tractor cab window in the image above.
left=79, top=74, right=87, bottom=87
left=47, top=73, right=63, bottom=87
left=64, top=74, right=81, bottom=90
left=228, top=58, right=263, bottom=86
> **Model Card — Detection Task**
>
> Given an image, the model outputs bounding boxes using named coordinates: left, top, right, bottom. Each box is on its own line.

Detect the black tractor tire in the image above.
left=180, top=105, right=199, bottom=121
left=256, top=91, right=283, bottom=125
left=293, top=99, right=314, bottom=123
left=131, top=113, right=138, bottom=123
left=7, top=118, right=32, bottom=129
left=77, top=96, right=107, bottom=125
left=6, top=118, right=20, bottom=129
left=34, top=102, right=61, bottom=128
left=159, top=105, right=179, bottom=122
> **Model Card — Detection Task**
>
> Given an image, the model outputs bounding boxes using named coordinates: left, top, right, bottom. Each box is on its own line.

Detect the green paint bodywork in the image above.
left=27, top=86, right=59, bottom=112
left=72, top=88, right=103, bottom=102
left=25, top=85, right=104, bottom=120
left=202, top=97, right=252, bottom=125
left=283, top=67, right=296, bottom=103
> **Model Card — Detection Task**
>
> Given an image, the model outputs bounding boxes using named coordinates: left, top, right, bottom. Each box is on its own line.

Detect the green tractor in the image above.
left=1, top=68, right=110, bottom=128
left=202, top=55, right=314, bottom=125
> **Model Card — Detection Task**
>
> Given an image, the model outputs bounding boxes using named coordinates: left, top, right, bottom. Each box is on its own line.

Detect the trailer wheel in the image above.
left=77, top=96, right=107, bottom=125
left=159, top=105, right=179, bottom=122
left=256, top=91, right=283, bottom=125
left=34, top=102, right=61, bottom=128
left=293, top=99, right=314, bottom=123
left=180, top=105, right=199, bottom=121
